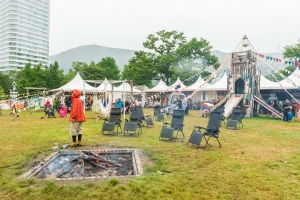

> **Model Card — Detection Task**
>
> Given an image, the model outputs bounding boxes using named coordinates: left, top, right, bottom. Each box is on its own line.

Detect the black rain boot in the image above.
left=70, top=136, right=77, bottom=147
left=78, top=134, right=82, bottom=146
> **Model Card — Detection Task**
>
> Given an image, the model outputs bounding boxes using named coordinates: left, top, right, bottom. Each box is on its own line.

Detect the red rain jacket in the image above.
left=70, top=90, right=86, bottom=122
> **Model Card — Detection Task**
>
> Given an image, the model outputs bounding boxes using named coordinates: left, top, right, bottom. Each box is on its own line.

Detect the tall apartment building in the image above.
left=0, top=0, right=50, bottom=73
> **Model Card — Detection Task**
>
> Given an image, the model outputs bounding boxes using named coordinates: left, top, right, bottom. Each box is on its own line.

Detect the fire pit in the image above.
left=20, top=149, right=143, bottom=180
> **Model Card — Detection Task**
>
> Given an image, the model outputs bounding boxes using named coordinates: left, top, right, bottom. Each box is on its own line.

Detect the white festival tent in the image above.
left=200, top=73, right=227, bottom=91
left=145, top=79, right=169, bottom=93
left=167, top=77, right=186, bottom=91
left=181, top=75, right=205, bottom=91
left=96, top=78, right=113, bottom=92
left=51, top=73, right=97, bottom=92
left=114, top=82, right=141, bottom=93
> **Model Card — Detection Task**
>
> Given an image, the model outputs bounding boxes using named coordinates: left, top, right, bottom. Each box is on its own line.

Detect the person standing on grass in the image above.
left=283, top=99, right=292, bottom=122
left=70, top=90, right=86, bottom=147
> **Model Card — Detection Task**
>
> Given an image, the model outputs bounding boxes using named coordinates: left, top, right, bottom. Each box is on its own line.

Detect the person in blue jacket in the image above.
left=115, top=98, right=123, bottom=109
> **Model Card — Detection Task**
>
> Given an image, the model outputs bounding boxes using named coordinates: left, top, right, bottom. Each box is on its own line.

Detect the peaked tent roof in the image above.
left=145, top=79, right=169, bottom=93
left=51, top=73, right=97, bottom=92
left=181, top=76, right=205, bottom=91
left=283, top=67, right=300, bottom=88
left=96, top=78, right=113, bottom=92
left=201, top=74, right=227, bottom=91
left=259, top=75, right=282, bottom=89
left=167, top=77, right=186, bottom=91
left=114, top=82, right=141, bottom=93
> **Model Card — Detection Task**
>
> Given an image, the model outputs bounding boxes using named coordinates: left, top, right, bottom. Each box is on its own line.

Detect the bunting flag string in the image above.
left=182, top=54, right=232, bottom=102
left=254, top=53, right=300, bottom=104
left=164, top=56, right=231, bottom=92
left=258, top=53, right=300, bottom=67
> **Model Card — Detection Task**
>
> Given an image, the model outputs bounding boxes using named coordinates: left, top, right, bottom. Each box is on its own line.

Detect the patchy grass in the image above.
left=0, top=109, right=300, bottom=199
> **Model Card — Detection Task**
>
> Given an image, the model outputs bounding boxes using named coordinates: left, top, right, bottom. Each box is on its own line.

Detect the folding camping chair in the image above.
left=45, top=106, right=56, bottom=118
left=215, top=107, right=225, bottom=126
left=153, top=104, right=164, bottom=121
left=101, top=108, right=122, bottom=135
left=135, top=106, right=154, bottom=127
left=187, top=111, right=222, bottom=148
left=159, top=109, right=185, bottom=141
left=226, top=107, right=243, bottom=130
left=123, top=110, right=142, bottom=136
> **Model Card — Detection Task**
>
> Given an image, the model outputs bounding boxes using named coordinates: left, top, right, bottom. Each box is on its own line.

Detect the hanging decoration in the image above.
left=258, top=54, right=300, bottom=67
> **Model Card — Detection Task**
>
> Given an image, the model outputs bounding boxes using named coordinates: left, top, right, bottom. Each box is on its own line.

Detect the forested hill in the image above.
left=50, top=45, right=283, bottom=74
left=49, top=45, right=135, bottom=72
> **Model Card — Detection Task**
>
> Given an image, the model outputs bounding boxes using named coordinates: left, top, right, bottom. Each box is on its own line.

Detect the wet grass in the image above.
left=0, top=109, right=300, bottom=199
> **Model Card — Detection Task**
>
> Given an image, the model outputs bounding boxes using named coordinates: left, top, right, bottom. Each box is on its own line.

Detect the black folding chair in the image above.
left=159, top=109, right=185, bottom=141
left=226, top=107, right=243, bottom=130
left=153, top=104, right=164, bottom=121
left=101, top=108, right=122, bottom=135
left=123, top=110, right=142, bottom=136
left=215, top=107, right=225, bottom=126
left=135, top=106, right=154, bottom=127
left=187, top=111, right=221, bottom=148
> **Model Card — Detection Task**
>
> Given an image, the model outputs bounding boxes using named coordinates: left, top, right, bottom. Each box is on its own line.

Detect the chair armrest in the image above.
left=125, top=119, right=129, bottom=122
left=117, top=119, right=122, bottom=123
left=194, top=126, right=206, bottom=130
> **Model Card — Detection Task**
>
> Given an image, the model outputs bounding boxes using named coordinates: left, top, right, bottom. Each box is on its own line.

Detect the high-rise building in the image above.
left=0, top=0, right=50, bottom=73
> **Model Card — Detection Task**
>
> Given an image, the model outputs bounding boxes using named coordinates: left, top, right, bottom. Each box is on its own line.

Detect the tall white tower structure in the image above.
left=0, top=0, right=50, bottom=73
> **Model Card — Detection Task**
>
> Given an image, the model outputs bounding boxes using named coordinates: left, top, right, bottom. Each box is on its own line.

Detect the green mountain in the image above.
left=49, top=44, right=135, bottom=72
left=50, top=45, right=283, bottom=75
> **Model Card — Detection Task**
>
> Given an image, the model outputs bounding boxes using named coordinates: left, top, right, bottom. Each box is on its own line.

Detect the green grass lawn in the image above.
left=0, top=108, right=300, bottom=200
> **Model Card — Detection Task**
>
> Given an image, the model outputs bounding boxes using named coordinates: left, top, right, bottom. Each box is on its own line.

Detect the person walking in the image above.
left=69, top=90, right=86, bottom=147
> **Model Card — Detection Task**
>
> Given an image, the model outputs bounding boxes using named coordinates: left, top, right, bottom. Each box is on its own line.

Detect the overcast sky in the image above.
left=49, top=0, right=300, bottom=56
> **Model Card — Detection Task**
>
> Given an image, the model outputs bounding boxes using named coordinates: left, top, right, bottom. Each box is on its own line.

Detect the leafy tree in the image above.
left=45, top=61, right=64, bottom=89
left=0, top=73, right=12, bottom=94
left=84, top=62, right=105, bottom=81
left=122, top=51, right=156, bottom=87
left=283, top=39, right=300, bottom=62
left=123, top=30, right=219, bottom=86
left=0, top=86, right=8, bottom=100
left=97, top=57, right=120, bottom=80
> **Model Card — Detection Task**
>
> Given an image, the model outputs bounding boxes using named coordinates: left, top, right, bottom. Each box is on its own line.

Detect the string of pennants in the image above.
left=183, top=54, right=232, bottom=101
left=254, top=52, right=300, bottom=89
left=258, top=54, right=300, bottom=67
left=256, top=55, right=300, bottom=104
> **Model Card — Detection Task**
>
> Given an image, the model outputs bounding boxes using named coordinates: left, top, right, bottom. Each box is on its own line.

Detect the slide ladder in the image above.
left=253, top=96, right=283, bottom=119
left=223, top=94, right=244, bottom=118
left=210, top=97, right=227, bottom=112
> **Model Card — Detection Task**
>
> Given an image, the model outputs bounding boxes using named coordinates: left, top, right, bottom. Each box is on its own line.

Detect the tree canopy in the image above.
left=283, top=39, right=300, bottom=62
left=122, top=30, right=219, bottom=87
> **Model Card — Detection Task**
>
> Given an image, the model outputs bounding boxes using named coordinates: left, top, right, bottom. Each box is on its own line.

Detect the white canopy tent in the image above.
left=181, top=76, right=205, bottom=92
left=115, top=82, right=141, bottom=93
left=51, top=73, right=97, bottom=92
left=167, top=77, right=186, bottom=91
left=145, top=79, right=169, bottom=93
left=96, top=78, right=113, bottom=92
left=200, top=74, right=227, bottom=91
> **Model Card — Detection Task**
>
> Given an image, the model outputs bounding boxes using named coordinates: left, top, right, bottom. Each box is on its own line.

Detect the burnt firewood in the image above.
left=86, top=160, right=107, bottom=169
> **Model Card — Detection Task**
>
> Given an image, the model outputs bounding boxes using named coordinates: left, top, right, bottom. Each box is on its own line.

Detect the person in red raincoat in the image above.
left=69, top=90, right=86, bottom=147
